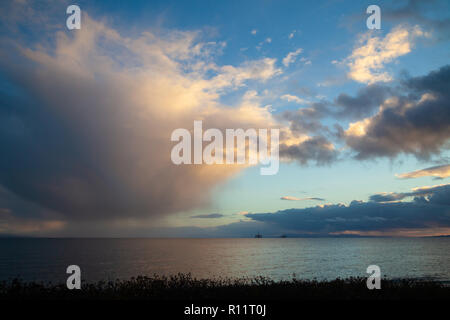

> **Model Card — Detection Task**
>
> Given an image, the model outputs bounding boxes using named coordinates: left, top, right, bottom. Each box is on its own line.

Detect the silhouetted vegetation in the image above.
left=1, top=274, right=448, bottom=300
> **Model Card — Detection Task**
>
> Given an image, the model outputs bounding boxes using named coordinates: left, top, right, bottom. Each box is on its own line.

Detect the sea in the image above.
left=0, top=238, right=449, bottom=284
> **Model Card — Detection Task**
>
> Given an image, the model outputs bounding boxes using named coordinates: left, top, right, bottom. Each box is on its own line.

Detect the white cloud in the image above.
left=300, top=57, right=312, bottom=65
left=281, top=94, right=308, bottom=104
left=211, top=57, right=282, bottom=89
left=396, top=165, right=450, bottom=179
left=282, top=48, right=303, bottom=67
left=345, top=25, right=428, bottom=84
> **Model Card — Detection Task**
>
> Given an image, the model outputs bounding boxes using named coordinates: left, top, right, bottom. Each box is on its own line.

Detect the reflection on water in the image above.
left=0, top=238, right=449, bottom=283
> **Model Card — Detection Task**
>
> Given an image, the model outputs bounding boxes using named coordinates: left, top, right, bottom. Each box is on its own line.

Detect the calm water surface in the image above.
left=0, top=238, right=449, bottom=283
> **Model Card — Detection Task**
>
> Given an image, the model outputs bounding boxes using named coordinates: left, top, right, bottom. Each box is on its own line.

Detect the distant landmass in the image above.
left=250, top=234, right=382, bottom=238
left=250, top=233, right=450, bottom=238
left=424, top=235, right=450, bottom=238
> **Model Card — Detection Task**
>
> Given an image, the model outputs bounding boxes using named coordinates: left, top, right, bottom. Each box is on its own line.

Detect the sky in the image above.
left=0, top=0, right=449, bottom=237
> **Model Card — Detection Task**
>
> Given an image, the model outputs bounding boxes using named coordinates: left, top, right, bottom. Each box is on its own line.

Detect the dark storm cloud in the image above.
left=278, top=64, right=450, bottom=164
left=279, top=136, right=338, bottom=165
left=345, top=65, right=450, bottom=160
left=276, top=85, right=392, bottom=165
left=190, top=213, right=225, bottom=219
left=333, top=84, right=393, bottom=119
left=0, top=4, right=340, bottom=234
left=277, top=101, right=339, bottom=165
left=245, top=184, right=450, bottom=234
left=404, top=65, right=450, bottom=94
left=278, top=102, right=330, bottom=134
left=426, top=184, right=450, bottom=206
left=0, top=60, right=198, bottom=221
left=0, top=13, right=278, bottom=225
left=384, top=0, right=450, bottom=41
left=276, top=96, right=339, bottom=165
left=246, top=200, right=450, bottom=234
left=280, top=85, right=392, bottom=126
left=368, top=193, right=404, bottom=203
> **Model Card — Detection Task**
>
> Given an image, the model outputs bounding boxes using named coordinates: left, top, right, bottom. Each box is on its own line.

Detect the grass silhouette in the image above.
left=1, top=273, right=448, bottom=300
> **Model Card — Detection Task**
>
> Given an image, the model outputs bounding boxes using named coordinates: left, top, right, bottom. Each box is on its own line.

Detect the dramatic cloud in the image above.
left=282, top=48, right=303, bottom=67
left=0, top=6, right=339, bottom=235
left=279, top=136, right=338, bottom=165
left=346, top=25, right=428, bottom=84
left=345, top=65, right=450, bottom=159
left=0, top=12, right=292, bottom=227
left=396, top=164, right=450, bottom=179
left=281, top=196, right=325, bottom=201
